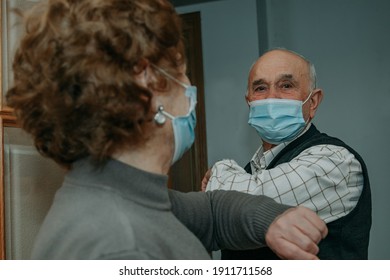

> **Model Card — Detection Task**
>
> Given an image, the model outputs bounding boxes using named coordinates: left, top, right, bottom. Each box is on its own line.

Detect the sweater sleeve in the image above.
left=168, top=190, right=292, bottom=252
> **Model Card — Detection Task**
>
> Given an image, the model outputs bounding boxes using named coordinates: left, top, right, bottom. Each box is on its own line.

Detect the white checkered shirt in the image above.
left=206, top=130, right=363, bottom=223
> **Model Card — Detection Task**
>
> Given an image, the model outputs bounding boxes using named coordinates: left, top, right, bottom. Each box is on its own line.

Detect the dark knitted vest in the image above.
left=222, top=125, right=371, bottom=260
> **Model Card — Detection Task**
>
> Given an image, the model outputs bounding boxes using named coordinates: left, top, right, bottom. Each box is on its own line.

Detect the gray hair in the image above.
left=246, top=47, right=317, bottom=95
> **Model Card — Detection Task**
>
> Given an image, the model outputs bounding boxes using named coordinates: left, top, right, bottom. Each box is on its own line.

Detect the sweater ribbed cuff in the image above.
left=252, top=199, right=293, bottom=244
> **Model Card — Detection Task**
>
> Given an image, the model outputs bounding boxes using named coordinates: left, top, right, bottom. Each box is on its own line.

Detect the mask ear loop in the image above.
left=150, top=64, right=191, bottom=125
left=302, top=90, right=315, bottom=126
left=142, top=66, right=166, bottom=126
left=303, top=90, right=314, bottom=105
left=150, top=64, right=189, bottom=89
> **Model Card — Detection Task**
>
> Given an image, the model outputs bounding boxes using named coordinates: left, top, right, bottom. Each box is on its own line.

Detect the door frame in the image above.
left=168, top=11, right=208, bottom=192
left=1, top=0, right=18, bottom=260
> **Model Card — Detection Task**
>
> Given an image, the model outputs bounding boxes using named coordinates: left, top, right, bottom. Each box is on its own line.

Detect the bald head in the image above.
left=247, top=49, right=317, bottom=97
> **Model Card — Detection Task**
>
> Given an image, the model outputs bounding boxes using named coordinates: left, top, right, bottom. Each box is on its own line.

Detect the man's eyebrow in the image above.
left=251, top=79, right=266, bottom=87
left=277, top=74, right=297, bottom=82
left=250, top=74, right=299, bottom=90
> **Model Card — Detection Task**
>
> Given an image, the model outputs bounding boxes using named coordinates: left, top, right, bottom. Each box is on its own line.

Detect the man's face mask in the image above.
left=248, top=92, right=312, bottom=144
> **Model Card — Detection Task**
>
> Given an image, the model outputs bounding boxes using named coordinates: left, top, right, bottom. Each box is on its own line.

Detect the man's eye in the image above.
left=254, top=85, right=267, bottom=92
left=281, top=83, right=293, bottom=89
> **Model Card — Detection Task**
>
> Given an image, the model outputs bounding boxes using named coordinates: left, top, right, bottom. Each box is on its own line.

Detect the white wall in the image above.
left=178, top=0, right=390, bottom=259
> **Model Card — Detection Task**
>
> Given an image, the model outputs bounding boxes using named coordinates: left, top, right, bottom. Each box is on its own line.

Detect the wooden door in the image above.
left=168, top=12, right=208, bottom=192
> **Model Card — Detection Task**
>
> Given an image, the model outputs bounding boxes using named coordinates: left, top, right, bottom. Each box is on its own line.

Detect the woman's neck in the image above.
left=112, top=135, right=173, bottom=175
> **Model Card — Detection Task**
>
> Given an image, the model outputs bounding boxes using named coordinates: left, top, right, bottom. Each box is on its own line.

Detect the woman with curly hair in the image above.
left=6, top=0, right=327, bottom=259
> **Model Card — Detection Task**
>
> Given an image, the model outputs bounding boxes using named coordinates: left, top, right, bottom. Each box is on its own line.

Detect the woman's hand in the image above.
left=265, top=206, right=328, bottom=260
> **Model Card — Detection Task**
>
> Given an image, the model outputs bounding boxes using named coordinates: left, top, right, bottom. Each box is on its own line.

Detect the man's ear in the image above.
left=309, top=88, right=323, bottom=119
left=245, top=94, right=250, bottom=106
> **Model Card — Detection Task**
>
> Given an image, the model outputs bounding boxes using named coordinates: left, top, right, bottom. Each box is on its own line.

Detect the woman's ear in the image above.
left=133, top=59, right=148, bottom=74
left=133, top=59, right=151, bottom=87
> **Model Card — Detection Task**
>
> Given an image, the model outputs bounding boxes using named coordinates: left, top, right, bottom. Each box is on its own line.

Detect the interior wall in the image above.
left=177, top=0, right=390, bottom=259
left=265, top=0, right=390, bottom=260
left=177, top=0, right=261, bottom=167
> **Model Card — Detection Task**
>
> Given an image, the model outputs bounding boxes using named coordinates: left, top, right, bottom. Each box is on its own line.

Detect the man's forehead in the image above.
left=260, top=49, right=306, bottom=63
left=250, top=51, right=308, bottom=81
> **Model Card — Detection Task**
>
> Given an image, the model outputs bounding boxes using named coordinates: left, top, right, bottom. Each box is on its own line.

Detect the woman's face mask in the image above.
left=152, top=65, right=197, bottom=164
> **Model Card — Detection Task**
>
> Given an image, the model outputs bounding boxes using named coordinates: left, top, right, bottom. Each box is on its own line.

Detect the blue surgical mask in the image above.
left=161, top=85, right=197, bottom=164
left=152, top=65, right=197, bottom=164
left=248, top=92, right=312, bottom=144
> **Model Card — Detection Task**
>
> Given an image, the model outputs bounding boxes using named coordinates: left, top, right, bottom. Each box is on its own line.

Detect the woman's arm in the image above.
left=169, top=190, right=327, bottom=260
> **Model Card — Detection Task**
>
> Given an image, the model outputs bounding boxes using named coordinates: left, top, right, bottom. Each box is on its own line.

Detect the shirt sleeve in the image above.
left=168, top=189, right=291, bottom=252
left=206, top=145, right=363, bottom=223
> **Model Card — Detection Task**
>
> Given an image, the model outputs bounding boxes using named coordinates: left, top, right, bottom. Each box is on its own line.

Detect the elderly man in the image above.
left=204, top=49, right=371, bottom=259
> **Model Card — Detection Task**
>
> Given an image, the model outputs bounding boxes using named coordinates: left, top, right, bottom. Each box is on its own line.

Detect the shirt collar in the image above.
left=251, top=123, right=312, bottom=170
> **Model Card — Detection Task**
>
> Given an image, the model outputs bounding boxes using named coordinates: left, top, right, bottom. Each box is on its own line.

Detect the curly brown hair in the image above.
left=6, top=0, right=185, bottom=168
